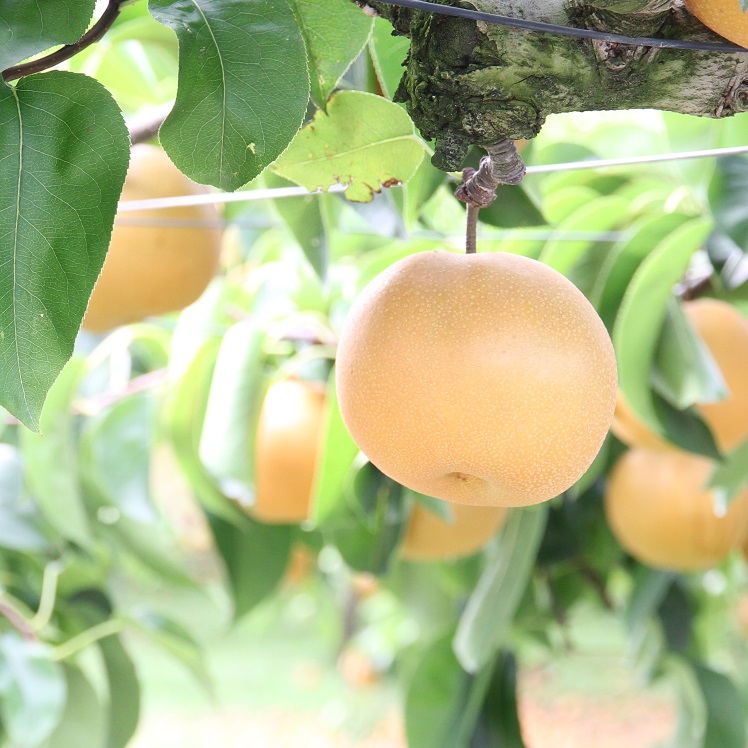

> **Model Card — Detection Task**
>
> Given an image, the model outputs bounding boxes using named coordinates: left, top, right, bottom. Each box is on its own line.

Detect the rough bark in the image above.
left=367, top=0, right=748, bottom=169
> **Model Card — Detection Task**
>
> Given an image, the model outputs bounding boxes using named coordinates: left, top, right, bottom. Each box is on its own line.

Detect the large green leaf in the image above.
left=45, top=666, right=106, bottom=748
left=664, top=656, right=707, bottom=748
left=199, top=321, right=267, bottom=499
left=624, top=566, right=674, bottom=643
left=368, top=16, right=410, bottom=100
left=0, top=2, right=95, bottom=71
left=708, top=156, right=748, bottom=250
left=266, top=172, right=329, bottom=279
left=454, top=505, right=547, bottom=673
left=612, top=218, right=712, bottom=442
left=149, top=0, right=309, bottom=191
left=539, top=195, right=629, bottom=276
left=80, top=393, right=158, bottom=524
left=652, top=299, right=728, bottom=410
left=163, top=338, right=245, bottom=524
left=708, top=438, right=748, bottom=506
left=477, top=184, right=546, bottom=230
left=0, top=72, right=129, bottom=429
left=273, top=90, right=426, bottom=202
left=129, top=610, right=211, bottom=690
left=472, top=651, right=527, bottom=748
left=693, top=663, right=747, bottom=748
left=592, top=212, right=692, bottom=328
left=0, top=634, right=66, bottom=747
left=323, top=460, right=409, bottom=574
left=99, top=635, right=140, bottom=748
left=310, top=368, right=359, bottom=523
left=0, top=444, right=50, bottom=552
left=209, top=513, right=293, bottom=619
left=405, top=633, right=494, bottom=748
left=20, top=358, right=92, bottom=547
left=287, top=0, right=373, bottom=109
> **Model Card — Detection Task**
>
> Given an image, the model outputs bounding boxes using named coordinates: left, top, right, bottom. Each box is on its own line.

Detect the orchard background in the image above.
left=2, top=1, right=748, bottom=746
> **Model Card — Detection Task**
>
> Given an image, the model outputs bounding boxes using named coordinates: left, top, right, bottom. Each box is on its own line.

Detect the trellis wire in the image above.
left=117, top=143, right=748, bottom=214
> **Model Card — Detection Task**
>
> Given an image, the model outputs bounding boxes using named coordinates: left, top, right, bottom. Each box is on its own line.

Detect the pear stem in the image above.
left=466, top=204, right=479, bottom=254
left=456, top=140, right=526, bottom=255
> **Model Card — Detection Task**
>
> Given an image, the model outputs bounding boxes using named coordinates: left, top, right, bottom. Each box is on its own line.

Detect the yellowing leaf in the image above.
left=273, top=91, right=426, bottom=202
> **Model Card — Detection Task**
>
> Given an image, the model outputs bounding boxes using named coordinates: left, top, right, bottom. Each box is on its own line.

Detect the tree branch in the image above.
left=582, top=0, right=675, bottom=11
left=128, top=103, right=173, bottom=145
left=373, top=0, right=748, bottom=169
left=2, top=0, right=124, bottom=83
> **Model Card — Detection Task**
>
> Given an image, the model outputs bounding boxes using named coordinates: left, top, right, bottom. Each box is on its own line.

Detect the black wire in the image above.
left=373, top=0, right=747, bottom=53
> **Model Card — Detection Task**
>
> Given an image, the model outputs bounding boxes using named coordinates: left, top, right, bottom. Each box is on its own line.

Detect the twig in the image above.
left=74, top=368, right=170, bottom=416
left=2, top=0, right=124, bottom=83
left=0, top=600, right=37, bottom=641
left=455, top=139, right=526, bottom=255
left=128, top=103, right=173, bottom=146
left=52, top=619, right=125, bottom=661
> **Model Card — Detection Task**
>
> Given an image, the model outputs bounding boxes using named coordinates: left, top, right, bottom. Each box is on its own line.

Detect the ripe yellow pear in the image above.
left=252, top=378, right=326, bottom=524
left=605, top=448, right=748, bottom=572
left=401, top=500, right=508, bottom=561
left=82, top=144, right=221, bottom=332
left=336, top=251, right=617, bottom=507
left=611, top=300, right=748, bottom=453
left=685, top=0, right=748, bottom=48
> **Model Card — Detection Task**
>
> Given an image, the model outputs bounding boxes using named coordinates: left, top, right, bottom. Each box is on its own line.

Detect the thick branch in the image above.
left=583, top=0, right=675, bottom=11
left=2, top=0, right=123, bottom=83
left=368, top=0, right=748, bottom=169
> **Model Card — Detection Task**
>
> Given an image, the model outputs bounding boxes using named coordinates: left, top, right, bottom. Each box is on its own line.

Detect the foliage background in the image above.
left=1, top=1, right=748, bottom=746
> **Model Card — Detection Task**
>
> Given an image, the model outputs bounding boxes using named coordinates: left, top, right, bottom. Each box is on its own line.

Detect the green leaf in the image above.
left=652, top=299, right=728, bottom=409
left=45, top=666, right=106, bottom=748
left=287, top=0, right=373, bottom=109
left=396, top=157, right=447, bottom=229
left=267, top=172, right=329, bottom=279
left=130, top=610, right=211, bottom=690
left=624, top=566, right=674, bottom=641
left=0, top=633, right=66, bottom=747
left=708, top=438, right=748, bottom=506
left=612, top=217, right=712, bottom=444
left=80, top=393, right=157, bottom=523
left=208, top=513, right=293, bottom=619
left=472, top=651, right=527, bottom=748
left=0, top=444, right=50, bottom=552
left=477, top=184, right=546, bottom=230
left=163, top=338, right=246, bottom=524
left=663, top=656, right=707, bottom=748
left=0, top=2, right=95, bottom=70
left=310, top=368, right=359, bottom=523
left=199, top=322, right=266, bottom=500
left=368, top=16, right=410, bottom=100
left=741, top=0, right=748, bottom=13
left=103, top=515, right=198, bottom=587
left=693, top=663, right=747, bottom=748
left=149, top=0, right=309, bottom=191
left=99, top=635, right=140, bottom=748
left=454, top=505, right=547, bottom=673
left=323, top=461, right=408, bottom=574
left=20, top=358, right=92, bottom=547
left=708, top=156, right=748, bottom=250
left=405, top=633, right=494, bottom=748
left=273, top=90, right=426, bottom=203
left=0, top=72, right=130, bottom=429
left=539, top=195, right=629, bottom=276
left=592, top=212, right=692, bottom=328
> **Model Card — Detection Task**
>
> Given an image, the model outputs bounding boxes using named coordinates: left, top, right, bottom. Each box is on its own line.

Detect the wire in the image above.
left=526, top=143, right=748, bottom=173
left=371, top=0, right=747, bottom=53
left=117, top=144, right=748, bottom=212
